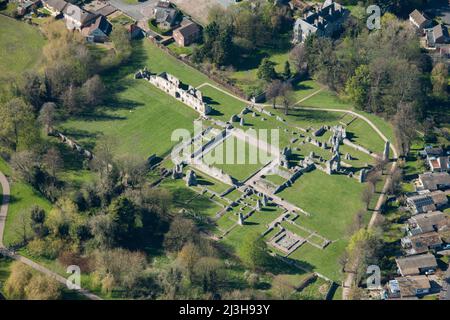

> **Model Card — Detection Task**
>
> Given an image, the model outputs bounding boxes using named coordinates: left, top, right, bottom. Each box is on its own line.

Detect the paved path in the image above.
left=0, top=170, right=102, bottom=300
left=0, top=171, right=10, bottom=248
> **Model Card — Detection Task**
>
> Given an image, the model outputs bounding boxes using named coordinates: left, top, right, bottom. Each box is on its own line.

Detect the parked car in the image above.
left=425, top=269, right=435, bottom=275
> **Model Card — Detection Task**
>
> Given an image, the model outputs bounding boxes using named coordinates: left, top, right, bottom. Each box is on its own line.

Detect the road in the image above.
left=0, top=170, right=101, bottom=300
left=108, top=0, right=157, bottom=21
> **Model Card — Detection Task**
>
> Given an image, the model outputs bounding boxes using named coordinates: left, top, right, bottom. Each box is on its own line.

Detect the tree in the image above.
left=266, top=80, right=283, bottom=109
left=345, top=64, right=371, bottom=110
left=82, top=75, right=106, bottom=108
left=108, top=196, right=139, bottom=247
left=177, top=242, right=201, bottom=282
left=19, top=71, right=47, bottom=111
left=283, top=61, right=291, bottom=80
left=237, top=232, right=270, bottom=270
left=30, top=206, right=48, bottom=239
left=38, top=102, right=57, bottom=135
left=289, top=44, right=308, bottom=75
left=193, top=257, right=223, bottom=294
left=24, top=274, right=62, bottom=300
left=10, top=150, right=39, bottom=184
left=61, top=84, right=82, bottom=115
left=42, top=147, right=63, bottom=178
left=361, top=183, right=375, bottom=210
left=257, top=58, right=277, bottom=82
left=393, top=103, right=417, bottom=157
left=4, top=262, right=33, bottom=299
left=0, top=98, right=38, bottom=152
left=116, top=155, right=147, bottom=188
left=94, top=248, right=147, bottom=294
left=163, top=217, right=197, bottom=252
left=280, top=82, right=293, bottom=115
left=272, top=275, right=295, bottom=299
left=89, top=214, right=116, bottom=249
left=431, top=62, right=448, bottom=99
left=110, top=25, right=132, bottom=63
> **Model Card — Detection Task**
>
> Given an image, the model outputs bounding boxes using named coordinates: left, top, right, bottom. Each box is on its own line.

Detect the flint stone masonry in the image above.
left=136, top=68, right=212, bottom=116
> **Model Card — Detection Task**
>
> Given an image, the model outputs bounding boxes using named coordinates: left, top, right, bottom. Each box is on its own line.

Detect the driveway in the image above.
left=108, top=0, right=158, bottom=21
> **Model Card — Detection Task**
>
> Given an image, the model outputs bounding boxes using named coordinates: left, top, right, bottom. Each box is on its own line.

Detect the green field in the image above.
left=278, top=170, right=366, bottom=239
left=61, top=77, right=199, bottom=160
left=203, top=136, right=273, bottom=182
left=0, top=158, right=52, bottom=247
left=0, top=15, right=44, bottom=80
left=60, top=40, right=253, bottom=160
left=298, top=89, right=396, bottom=148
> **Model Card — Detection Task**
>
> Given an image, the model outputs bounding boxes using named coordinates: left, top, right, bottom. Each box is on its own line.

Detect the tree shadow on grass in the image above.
left=285, top=108, right=341, bottom=124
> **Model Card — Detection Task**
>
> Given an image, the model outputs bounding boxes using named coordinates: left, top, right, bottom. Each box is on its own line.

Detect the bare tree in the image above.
left=43, top=147, right=63, bottom=178
left=280, top=82, right=293, bottom=115
left=393, top=103, right=417, bottom=157
left=38, top=102, right=57, bottom=135
left=289, top=44, right=308, bottom=75
left=361, top=184, right=375, bottom=210
left=265, top=80, right=283, bottom=109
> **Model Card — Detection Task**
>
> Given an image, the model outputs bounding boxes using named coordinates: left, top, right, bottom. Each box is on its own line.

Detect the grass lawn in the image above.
left=298, top=89, right=396, bottom=148
left=0, top=15, right=44, bottom=81
left=221, top=206, right=284, bottom=245
left=0, top=159, right=52, bottom=247
left=199, top=85, right=248, bottom=121
left=288, top=79, right=322, bottom=102
left=60, top=39, right=254, bottom=160
left=346, top=119, right=386, bottom=154
left=290, top=240, right=347, bottom=282
left=202, top=136, right=272, bottom=182
left=109, top=13, right=135, bottom=26
left=158, top=178, right=222, bottom=221
left=193, top=169, right=231, bottom=194
left=166, top=42, right=194, bottom=56
left=278, top=170, right=366, bottom=239
left=61, top=75, right=198, bottom=160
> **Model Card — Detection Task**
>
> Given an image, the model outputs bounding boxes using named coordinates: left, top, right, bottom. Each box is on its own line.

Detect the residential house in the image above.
left=17, top=0, right=41, bottom=16
left=395, top=253, right=438, bottom=276
left=42, top=0, right=66, bottom=16
left=420, top=146, right=444, bottom=160
left=409, top=9, right=431, bottom=33
left=429, top=156, right=450, bottom=172
left=389, top=276, right=431, bottom=298
left=292, top=0, right=349, bottom=44
left=63, top=4, right=97, bottom=30
left=153, top=0, right=179, bottom=30
left=426, top=24, right=450, bottom=49
left=93, top=4, right=116, bottom=17
left=417, top=172, right=450, bottom=191
left=407, top=211, right=449, bottom=236
left=401, top=232, right=443, bottom=256
left=81, top=15, right=112, bottom=43
left=173, top=20, right=201, bottom=47
left=430, top=190, right=449, bottom=209
left=406, top=190, right=448, bottom=214
left=127, top=23, right=144, bottom=40
left=407, top=193, right=437, bottom=214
